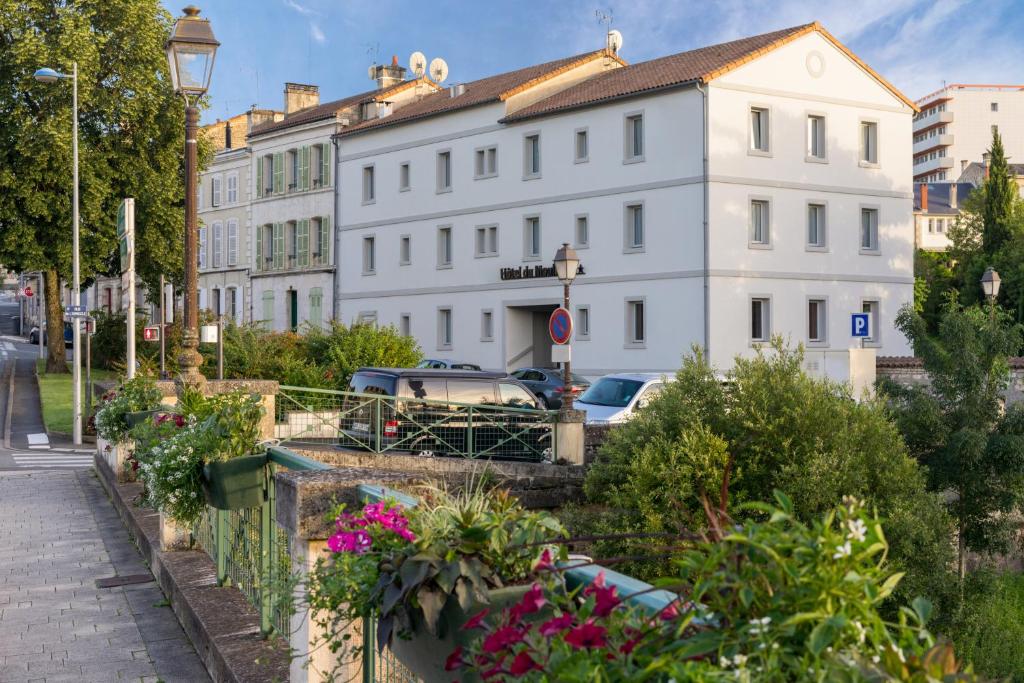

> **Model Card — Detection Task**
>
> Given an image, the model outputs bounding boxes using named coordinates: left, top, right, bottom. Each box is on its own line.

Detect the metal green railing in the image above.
left=276, top=386, right=558, bottom=462
left=191, top=445, right=332, bottom=636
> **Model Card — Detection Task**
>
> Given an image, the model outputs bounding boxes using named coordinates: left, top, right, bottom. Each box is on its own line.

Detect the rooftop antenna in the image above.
left=364, top=41, right=380, bottom=67
left=429, top=57, right=449, bottom=84
left=596, top=9, right=620, bottom=54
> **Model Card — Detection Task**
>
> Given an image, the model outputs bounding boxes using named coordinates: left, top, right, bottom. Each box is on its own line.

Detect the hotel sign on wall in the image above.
left=499, top=263, right=585, bottom=281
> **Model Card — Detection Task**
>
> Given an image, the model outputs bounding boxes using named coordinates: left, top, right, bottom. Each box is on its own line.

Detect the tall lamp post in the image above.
left=981, top=267, right=1001, bottom=323
left=552, top=242, right=580, bottom=410
left=34, top=63, right=82, bottom=445
left=166, top=6, right=219, bottom=385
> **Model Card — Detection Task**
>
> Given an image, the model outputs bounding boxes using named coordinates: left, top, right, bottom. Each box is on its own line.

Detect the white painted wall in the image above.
left=199, top=147, right=251, bottom=323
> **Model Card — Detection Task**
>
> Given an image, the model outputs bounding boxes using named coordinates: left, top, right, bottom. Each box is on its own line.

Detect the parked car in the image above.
left=575, top=373, right=671, bottom=425
left=416, top=359, right=483, bottom=371
left=509, top=367, right=590, bottom=410
left=28, top=322, right=73, bottom=347
left=342, top=368, right=548, bottom=459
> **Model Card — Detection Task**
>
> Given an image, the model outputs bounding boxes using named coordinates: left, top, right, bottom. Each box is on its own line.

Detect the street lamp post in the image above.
left=34, top=63, right=82, bottom=445
left=981, top=266, right=1001, bottom=323
left=552, top=242, right=580, bottom=410
left=166, top=6, right=219, bottom=386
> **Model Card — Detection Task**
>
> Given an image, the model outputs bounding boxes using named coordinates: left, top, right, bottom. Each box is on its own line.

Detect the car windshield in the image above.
left=576, top=378, right=644, bottom=408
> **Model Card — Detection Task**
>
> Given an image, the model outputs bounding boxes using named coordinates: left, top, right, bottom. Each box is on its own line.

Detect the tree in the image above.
left=981, top=132, right=1017, bottom=258
left=0, top=0, right=187, bottom=371
left=882, top=300, right=1024, bottom=579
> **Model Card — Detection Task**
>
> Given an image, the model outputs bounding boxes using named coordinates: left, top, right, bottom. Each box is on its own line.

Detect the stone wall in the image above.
left=877, top=357, right=1024, bottom=406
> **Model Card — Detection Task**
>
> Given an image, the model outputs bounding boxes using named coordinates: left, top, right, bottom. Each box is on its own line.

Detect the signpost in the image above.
left=84, top=316, right=95, bottom=418
left=851, top=313, right=871, bottom=339
left=549, top=307, right=572, bottom=365
left=64, top=305, right=86, bottom=317
left=143, top=326, right=161, bottom=342
left=23, top=285, right=33, bottom=297
left=118, top=199, right=136, bottom=379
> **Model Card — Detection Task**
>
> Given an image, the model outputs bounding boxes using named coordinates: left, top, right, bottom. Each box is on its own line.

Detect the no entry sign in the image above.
left=23, top=285, right=33, bottom=297
left=548, top=307, right=573, bottom=345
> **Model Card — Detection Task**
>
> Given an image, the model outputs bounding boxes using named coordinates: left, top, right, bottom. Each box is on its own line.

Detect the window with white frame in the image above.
left=807, top=203, right=826, bottom=248
left=624, top=203, right=644, bottom=250
left=362, top=236, right=375, bottom=274
left=574, top=128, right=589, bottom=163
left=211, top=176, right=222, bottom=207
left=807, top=114, right=826, bottom=160
left=862, top=300, right=880, bottom=344
left=226, top=173, right=238, bottom=203
left=308, top=288, right=323, bottom=329
left=438, top=307, right=453, bottom=349
left=474, top=146, right=497, bottom=179
left=261, top=291, right=274, bottom=329
left=523, top=134, right=541, bottom=178
left=261, top=155, right=274, bottom=195
left=860, top=208, right=879, bottom=251
left=860, top=121, right=878, bottom=164
left=399, top=235, right=411, bottom=265
left=399, top=313, right=411, bottom=337
left=807, top=298, right=827, bottom=343
left=313, top=144, right=329, bottom=187
left=626, top=299, right=645, bottom=345
left=481, top=310, right=494, bottom=341
left=362, top=165, right=375, bottom=203
left=575, top=214, right=589, bottom=248
left=750, top=199, right=770, bottom=245
left=437, top=226, right=453, bottom=267
left=576, top=305, right=591, bottom=339
left=436, top=150, right=452, bottom=192
left=750, top=107, right=769, bottom=153
left=212, top=221, right=223, bottom=268
left=399, top=162, right=411, bottom=191
left=227, top=287, right=239, bottom=322
left=211, top=288, right=221, bottom=316
left=523, top=216, right=541, bottom=259
left=227, top=219, right=238, bottom=266
left=625, top=113, right=644, bottom=161
left=991, top=102, right=999, bottom=112
left=286, top=220, right=297, bottom=266
left=475, top=225, right=498, bottom=257
left=751, top=297, right=770, bottom=342
left=198, top=226, right=207, bottom=269
left=288, top=149, right=299, bottom=190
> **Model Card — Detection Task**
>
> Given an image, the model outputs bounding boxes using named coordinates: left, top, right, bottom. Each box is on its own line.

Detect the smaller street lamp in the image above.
left=553, top=243, right=580, bottom=410
left=981, top=267, right=1001, bottom=323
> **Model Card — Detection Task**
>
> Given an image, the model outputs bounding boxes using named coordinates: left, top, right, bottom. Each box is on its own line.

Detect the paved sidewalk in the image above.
left=0, top=469, right=209, bottom=683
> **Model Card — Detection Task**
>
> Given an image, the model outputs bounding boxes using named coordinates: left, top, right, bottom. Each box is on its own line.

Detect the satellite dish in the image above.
left=429, top=57, right=449, bottom=84
left=367, top=64, right=376, bottom=80
left=607, top=29, right=623, bottom=53
left=409, top=51, right=427, bottom=77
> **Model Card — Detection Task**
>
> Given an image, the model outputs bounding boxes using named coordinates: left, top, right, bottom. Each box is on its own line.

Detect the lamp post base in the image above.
left=176, top=331, right=206, bottom=388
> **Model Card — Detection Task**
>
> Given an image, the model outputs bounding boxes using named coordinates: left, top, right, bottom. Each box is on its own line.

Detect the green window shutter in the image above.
left=320, top=215, right=331, bottom=264
left=299, top=147, right=310, bottom=190
left=262, top=291, right=274, bottom=329
left=273, top=152, right=284, bottom=194
left=273, top=222, right=284, bottom=269
left=256, top=158, right=263, bottom=198
left=320, top=144, right=330, bottom=187
left=297, top=219, right=309, bottom=267
left=308, top=287, right=322, bottom=329
left=255, top=224, right=263, bottom=271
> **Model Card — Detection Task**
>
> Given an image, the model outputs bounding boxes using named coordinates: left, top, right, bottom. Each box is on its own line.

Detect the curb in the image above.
left=94, top=454, right=291, bottom=683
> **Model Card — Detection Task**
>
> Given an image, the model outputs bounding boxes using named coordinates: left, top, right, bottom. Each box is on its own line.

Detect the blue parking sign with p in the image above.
left=851, top=313, right=871, bottom=338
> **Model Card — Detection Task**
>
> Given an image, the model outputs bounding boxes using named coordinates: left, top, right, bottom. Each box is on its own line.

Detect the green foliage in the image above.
left=948, top=570, right=1024, bottom=681
left=914, top=250, right=956, bottom=331
left=981, top=132, right=1017, bottom=257
left=219, top=324, right=327, bottom=388
left=577, top=341, right=956, bottom=615
left=304, top=321, right=423, bottom=389
left=883, top=301, right=1024, bottom=576
left=94, top=375, right=162, bottom=442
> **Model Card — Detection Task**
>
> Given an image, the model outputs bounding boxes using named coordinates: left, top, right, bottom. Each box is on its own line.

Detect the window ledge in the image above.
left=748, top=242, right=773, bottom=250
left=622, top=247, right=646, bottom=254
left=859, top=248, right=881, bottom=256
left=399, top=261, right=411, bottom=267
left=574, top=157, right=589, bottom=165
left=436, top=187, right=453, bottom=195
left=574, top=243, right=590, bottom=250
left=474, top=174, right=498, bottom=181
left=522, top=256, right=542, bottom=263
left=362, top=270, right=376, bottom=276
left=622, top=156, right=645, bottom=165
left=805, top=156, right=828, bottom=164
left=521, top=174, right=542, bottom=181
left=749, top=339, right=770, bottom=347
left=436, top=264, right=453, bottom=270
left=859, top=161, right=881, bottom=169
left=361, top=199, right=376, bottom=206
left=805, top=245, right=829, bottom=253
left=474, top=253, right=499, bottom=259
left=436, top=345, right=453, bottom=352
left=747, top=149, right=772, bottom=158
left=480, top=336, right=494, bottom=343
left=623, top=342, right=647, bottom=350
left=806, top=341, right=830, bottom=349
left=399, top=186, right=411, bottom=193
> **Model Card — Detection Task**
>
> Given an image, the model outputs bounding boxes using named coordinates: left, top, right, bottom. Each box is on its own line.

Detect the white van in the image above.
left=575, top=373, right=671, bottom=425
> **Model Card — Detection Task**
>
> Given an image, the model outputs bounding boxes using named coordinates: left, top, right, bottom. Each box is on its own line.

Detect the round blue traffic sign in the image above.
left=549, top=307, right=572, bottom=345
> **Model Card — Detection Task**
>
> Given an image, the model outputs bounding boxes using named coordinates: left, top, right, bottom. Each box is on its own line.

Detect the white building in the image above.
left=335, top=22, right=916, bottom=381
left=913, top=84, right=1024, bottom=183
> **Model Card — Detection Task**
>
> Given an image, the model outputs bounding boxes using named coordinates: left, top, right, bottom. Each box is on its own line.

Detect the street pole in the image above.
left=178, top=103, right=204, bottom=386
left=38, top=274, right=44, bottom=361
left=217, top=316, right=224, bottom=380
left=71, top=61, right=82, bottom=445
left=562, top=282, right=572, bottom=411
left=85, top=318, right=92, bottom=419
left=159, top=274, right=166, bottom=379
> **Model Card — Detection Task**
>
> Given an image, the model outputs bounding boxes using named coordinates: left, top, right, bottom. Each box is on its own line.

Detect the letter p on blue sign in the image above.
left=851, top=313, right=871, bottom=338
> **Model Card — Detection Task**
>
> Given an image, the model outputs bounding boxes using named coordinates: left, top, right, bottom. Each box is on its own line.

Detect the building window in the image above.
left=399, top=235, right=411, bottom=265
left=362, top=165, right=375, bottom=203
left=436, top=150, right=452, bottom=192
left=287, top=149, right=299, bottom=190
left=399, top=162, right=411, bottom=191
left=807, top=298, right=827, bottom=344
left=211, top=288, right=221, bottom=317
left=750, top=199, right=770, bottom=246
left=198, top=226, right=207, bottom=269
left=261, top=291, right=274, bottom=330
left=750, top=106, right=769, bottom=153
left=272, top=152, right=285, bottom=194
left=313, top=144, right=329, bottom=187
left=860, top=208, right=879, bottom=252
left=286, top=220, right=298, bottom=267
left=807, top=203, right=826, bottom=248
left=575, top=214, right=589, bottom=248
left=226, top=173, right=237, bottom=204
left=307, top=287, right=323, bottom=330
left=210, top=176, right=221, bottom=207
left=862, top=300, right=880, bottom=344
left=991, top=102, right=999, bottom=112
left=227, top=219, right=238, bottom=266
left=438, top=307, right=453, bottom=349
left=227, top=287, right=239, bottom=323
left=574, top=128, right=589, bottom=163
left=399, top=313, right=411, bottom=337
left=481, top=310, right=494, bottom=342
left=751, top=297, right=770, bottom=342
left=625, top=113, right=644, bottom=161
left=624, top=203, right=644, bottom=251
left=212, top=221, right=223, bottom=268
left=576, top=305, right=591, bottom=340
left=362, top=236, right=375, bottom=274
left=475, top=225, right=498, bottom=257
left=523, top=134, right=541, bottom=178
left=474, top=146, right=498, bottom=179
left=860, top=121, right=878, bottom=165
left=625, top=299, right=645, bottom=346
left=523, top=216, right=541, bottom=259
left=437, top=226, right=453, bottom=267
left=807, top=114, right=826, bottom=160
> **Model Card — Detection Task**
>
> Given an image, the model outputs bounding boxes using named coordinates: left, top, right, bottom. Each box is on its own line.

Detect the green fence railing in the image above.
left=276, top=386, right=557, bottom=462
left=191, top=445, right=332, bottom=636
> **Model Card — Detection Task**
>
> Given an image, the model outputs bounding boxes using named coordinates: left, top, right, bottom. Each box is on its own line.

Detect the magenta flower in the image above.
left=509, top=651, right=541, bottom=675
left=461, top=608, right=490, bottom=631
left=584, top=571, right=620, bottom=617
left=533, top=548, right=554, bottom=572
left=444, top=645, right=464, bottom=671
left=539, top=613, right=574, bottom=637
left=327, top=529, right=372, bottom=554
left=564, top=620, right=608, bottom=650
left=509, top=583, right=546, bottom=625
left=482, top=626, right=525, bottom=654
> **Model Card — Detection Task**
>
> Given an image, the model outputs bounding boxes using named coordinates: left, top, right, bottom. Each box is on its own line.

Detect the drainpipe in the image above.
left=696, top=82, right=710, bottom=356
left=332, top=135, right=342, bottom=323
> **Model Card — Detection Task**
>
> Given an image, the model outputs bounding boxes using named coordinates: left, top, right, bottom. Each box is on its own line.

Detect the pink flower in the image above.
left=444, top=646, right=464, bottom=671
left=482, top=626, right=525, bottom=654
left=461, top=608, right=490, bottom=631
left=509, top=583, right=546, bottom=624
left=584, top=572, right=620, bottom=617
left=564, top=620, right=608, bottom=650
left=509, top=651, right=541, bottom=675
left=533, top=548, right=554, bottom=572
left=539, top=613, right=574, bottom=637
left=659, top=603, right=680, bottom=621
left=327, top=529, right=372, bottom=554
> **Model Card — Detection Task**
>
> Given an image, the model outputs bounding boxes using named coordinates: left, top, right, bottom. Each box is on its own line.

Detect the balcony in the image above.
left=913, top=109, right=954, bottom=133
left=913, top=156, right=954, bottom=178
left=913, top=134, right=954, bottom=156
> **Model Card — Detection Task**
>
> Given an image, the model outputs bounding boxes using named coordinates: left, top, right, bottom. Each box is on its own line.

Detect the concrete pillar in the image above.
left=159, top=512, right=191, bottom=551
left=555, top=407, right=586, bottom=465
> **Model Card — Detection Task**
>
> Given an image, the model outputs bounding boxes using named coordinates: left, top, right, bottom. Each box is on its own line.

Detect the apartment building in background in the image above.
left=335, top=22, right=916, bottom=383
left=913, top=84, right=1024, bottom=183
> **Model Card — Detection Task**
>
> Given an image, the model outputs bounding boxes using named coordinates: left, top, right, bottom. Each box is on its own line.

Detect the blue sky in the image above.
left=179, top=0, right=1024, bottom=125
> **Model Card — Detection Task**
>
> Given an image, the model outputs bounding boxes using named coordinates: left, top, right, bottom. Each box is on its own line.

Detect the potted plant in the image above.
left=94, top=375, right=162, bottom=445
left=197, top=391, right=267, bottom=510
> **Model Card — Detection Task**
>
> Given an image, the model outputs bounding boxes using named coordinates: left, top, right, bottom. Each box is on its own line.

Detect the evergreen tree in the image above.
left=982, top=132, right=1016, bottom=257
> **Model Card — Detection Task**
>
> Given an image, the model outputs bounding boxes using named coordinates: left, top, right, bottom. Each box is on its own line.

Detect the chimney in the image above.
left=950, top=184, right=958, bottom=209
left=920, top=184, right=928, bottom=212
left=284, top=83, right=320, bottom=115
left=371, top=56, right=406, bottom=90
left=224, top=122, right=232, bottom=149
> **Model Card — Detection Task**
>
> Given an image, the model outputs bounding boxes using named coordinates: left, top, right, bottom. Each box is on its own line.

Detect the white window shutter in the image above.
left=227, top=220, right=238, bottom=266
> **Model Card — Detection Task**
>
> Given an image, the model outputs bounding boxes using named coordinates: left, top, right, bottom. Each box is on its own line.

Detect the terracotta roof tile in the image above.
left=338, top=50, right=623, bottom=138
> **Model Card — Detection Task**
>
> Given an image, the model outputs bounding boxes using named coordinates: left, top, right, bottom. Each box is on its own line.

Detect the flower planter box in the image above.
left=201, top=453, right=268, bottom=510
left=389, top=584, right=533, bottom=682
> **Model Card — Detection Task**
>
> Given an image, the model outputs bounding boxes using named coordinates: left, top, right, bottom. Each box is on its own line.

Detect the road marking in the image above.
left=11, top=455, right=93, bottom=468
left=27, top=433, right=49, bottom=446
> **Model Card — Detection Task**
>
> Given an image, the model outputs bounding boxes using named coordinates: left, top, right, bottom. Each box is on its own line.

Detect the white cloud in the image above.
left=283, top=0, right=317, bottom=17
left=310, top=22, right=326, bottom=44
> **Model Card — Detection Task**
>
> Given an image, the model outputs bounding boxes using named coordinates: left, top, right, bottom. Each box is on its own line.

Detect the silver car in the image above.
left=575, top=373, right=671, bottom=424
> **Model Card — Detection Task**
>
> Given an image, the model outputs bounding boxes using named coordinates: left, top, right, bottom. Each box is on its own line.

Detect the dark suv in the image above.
left=342, top=368, right=549, bottom=459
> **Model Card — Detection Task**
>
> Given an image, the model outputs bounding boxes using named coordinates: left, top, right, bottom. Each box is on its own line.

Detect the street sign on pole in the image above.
left=548, top=307, right=573, bottom=345
left=143, top=325, right=161, bottom=342
left=851, top=313, right=871, bottom=338
left=120, top=198, right=136, bottom=379
left=64, top=305, right=86, bottom=316
left=23, top=285, right=33, bottom=297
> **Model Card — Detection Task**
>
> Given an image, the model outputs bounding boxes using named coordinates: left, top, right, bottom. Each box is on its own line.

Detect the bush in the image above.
left=949, top=570, right=1024, bottom=681
left=94, top=375, right=162, bottom=443
left=304, top=321, right=423, bottom=389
